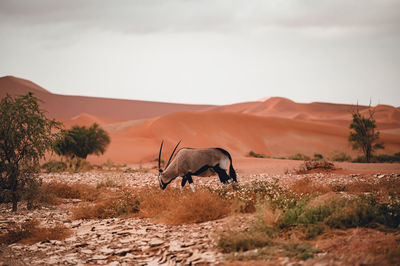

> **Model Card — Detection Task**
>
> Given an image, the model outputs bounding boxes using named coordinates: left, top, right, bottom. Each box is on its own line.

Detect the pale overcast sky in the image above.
left=0, top=0, right=399, bottom=106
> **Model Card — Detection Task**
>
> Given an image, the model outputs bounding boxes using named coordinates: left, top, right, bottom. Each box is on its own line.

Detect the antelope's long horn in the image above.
left=158, top=140, right=164, bottom=171
left=166, top=140, right=181, bottom=169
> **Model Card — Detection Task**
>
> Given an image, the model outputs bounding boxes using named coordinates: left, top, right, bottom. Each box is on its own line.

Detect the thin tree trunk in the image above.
left=10, top=172, right=18, bottom=212
left=12, top=191, right=18, bottom=211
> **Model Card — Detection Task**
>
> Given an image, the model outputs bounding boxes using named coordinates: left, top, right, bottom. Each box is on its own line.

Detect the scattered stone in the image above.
left=81, top=249, right=94, bottom=254
left=90, top=254, right=109, bottom=260
left=99, top=247, right=115, bottom=255
left=149, top=238, right=164, bottom=247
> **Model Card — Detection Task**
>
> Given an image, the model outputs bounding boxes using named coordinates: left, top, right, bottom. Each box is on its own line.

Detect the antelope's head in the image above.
left=158, top=140, right=181, bottom=190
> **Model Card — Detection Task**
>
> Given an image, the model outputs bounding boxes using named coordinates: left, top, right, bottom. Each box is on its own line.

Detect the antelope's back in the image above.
left=175, top=148, right=223, bottom=176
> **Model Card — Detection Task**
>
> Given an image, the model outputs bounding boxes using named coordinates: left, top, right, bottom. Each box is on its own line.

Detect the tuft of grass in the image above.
left=248, top=151, right=267, bottom=158
left=72, top=189, right=139, bottom=219
left=212, top=181, right=299, bottom=213
left=45, top=182, right=98, bottom=201
left=96, top=179, right=120, bottom=189
left=136, top=186, right=230, bottom=224
left=41, top=160, right=67, bottom=173
left=25, top=182, right=100, bottom=208
left=313, top=153, right=323, bottom=160
left=329, top=151, right=352, bottom=162
left=345, top=177, right=400, bottom=198
left=218, top=230, right=272, bottom=253
left=0, top=219, right=71, bottom=245
left=290, top=177, right=331, bottom=195
left=289, top=153, right=310, bottom=161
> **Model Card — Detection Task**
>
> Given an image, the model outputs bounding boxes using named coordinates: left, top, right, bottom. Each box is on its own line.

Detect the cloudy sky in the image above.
left=0, top=0, right=399, bottom=106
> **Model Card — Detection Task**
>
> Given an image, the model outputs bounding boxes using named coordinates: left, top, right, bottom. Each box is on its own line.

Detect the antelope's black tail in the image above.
left=216, top=148, right=237, bottom=182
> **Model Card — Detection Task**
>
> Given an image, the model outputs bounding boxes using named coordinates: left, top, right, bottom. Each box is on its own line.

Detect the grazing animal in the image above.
left=157, top=141, right=237, bottom=191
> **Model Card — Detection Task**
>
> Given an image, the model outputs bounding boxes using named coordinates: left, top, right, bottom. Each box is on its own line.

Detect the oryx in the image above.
left=157, top=141, right=237, bottom=191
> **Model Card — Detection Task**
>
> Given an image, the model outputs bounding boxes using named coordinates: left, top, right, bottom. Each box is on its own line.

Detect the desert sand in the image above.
left=1, top=75, right=400, bottom=166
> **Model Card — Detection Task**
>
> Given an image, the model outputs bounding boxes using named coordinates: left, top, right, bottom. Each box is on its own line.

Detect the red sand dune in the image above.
left=2, top=75, right=400, bottom=165
left=61, top=113, right=122, bottom=128
left=207, top=97, right=400, bottom=129
left=89, top=111, right=400, bottom=165
left=0, top=76, right=212, bottom=121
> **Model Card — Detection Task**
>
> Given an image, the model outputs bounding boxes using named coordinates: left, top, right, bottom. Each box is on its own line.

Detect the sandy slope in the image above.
left=207, top=97, right=400, bottom=129
left=2, top=75, right=400, bottom=165
left=88, top=111, right=400, bottom=164
left=0, top=76, right=212, bottom=120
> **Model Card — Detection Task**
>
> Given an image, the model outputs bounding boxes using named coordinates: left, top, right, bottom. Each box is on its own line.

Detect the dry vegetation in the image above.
left=0, top=219, right=71, bottom=245
left=2, top=170, right=400, bottom=265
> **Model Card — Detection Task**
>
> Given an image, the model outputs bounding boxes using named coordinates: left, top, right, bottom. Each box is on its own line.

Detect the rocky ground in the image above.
left=1, top=167, right=399, bottom=265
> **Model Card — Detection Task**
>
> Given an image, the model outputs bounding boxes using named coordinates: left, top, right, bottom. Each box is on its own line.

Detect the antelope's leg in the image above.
left=181, top=177, right=188, bottom=189
left=186, top=174, right=195, bottom=192
left=213, top=165, right=230, bottom=184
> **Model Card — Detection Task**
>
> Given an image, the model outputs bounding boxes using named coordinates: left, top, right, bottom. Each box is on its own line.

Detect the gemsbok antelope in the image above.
left=157, top=141, right=237, bottom=191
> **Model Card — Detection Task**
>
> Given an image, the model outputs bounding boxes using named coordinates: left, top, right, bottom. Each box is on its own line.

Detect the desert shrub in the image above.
left=0, top=188, right=11, bottom=203
left=273, top=156, right=287, bottom=159
left=329, top=151, right=352, bottom=162
left=27, top=182, right=99, bottom=207
left=313, top=153, right=323, bottom=160
left=218, top=229, right=272, bottom=253
left=45, top=182, right=98, bottom=201
left=326, top=195, right=400, bottom=229
left=217, top=200, right=321, bottom=260
left=290, top=177, right=331, bottom=195
left=373, top=152, right=400, bottom=163
left=0, top=219, right=70, bottom=245
left=353, top=153, right=400, bottom=163
left=212, top=181, right=299, bottom=213
left=41, top=160, right=67, bottom=173
left=289, top=153, right=310, bottom=161
left=136, top=186, right=230, bottom=224
left=67, top=157, right=93, bottom=172
left=295, top=160, right=335, bottom=174
left=96, top=179, right=120, bottom=189
left=248, top=151, right=266, bottom=158
left=345, top=177, right=400, bottom=198
left=72, top=189, right=140, bottom=219
left=276, top=194, right=400, bottom=239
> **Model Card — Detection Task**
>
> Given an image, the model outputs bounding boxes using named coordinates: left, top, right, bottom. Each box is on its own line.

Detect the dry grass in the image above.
left=290, top=177, right=332, bottom=195
left=33, top=182, right=99, bottom=206
left=70, top=185, right=231, bottom=224
left=72, top=188, right=139, bottom=219
left=346, top=177, right=400, bottom=196
left=135, top=186, right=231, bottom=224
left=0, top=219, right=71, bottom=245
left=45, top=182, right=98, bottom=201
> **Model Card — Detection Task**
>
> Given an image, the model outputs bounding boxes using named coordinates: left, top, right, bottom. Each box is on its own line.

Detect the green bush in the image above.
left=277, top=194, right=400, bottom=239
